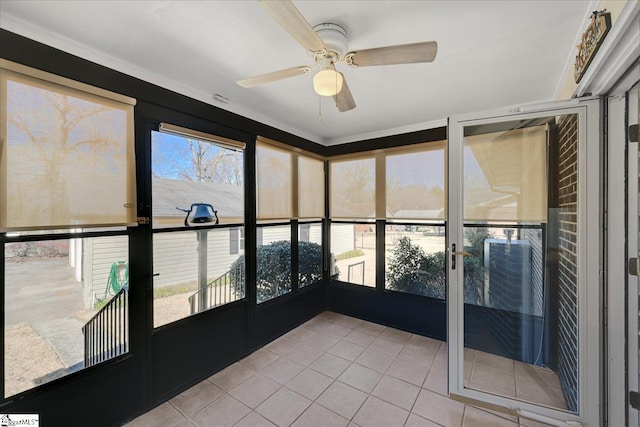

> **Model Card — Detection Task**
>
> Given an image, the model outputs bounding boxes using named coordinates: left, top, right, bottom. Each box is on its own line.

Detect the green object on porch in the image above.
left=104, top=261, right=129, bottom=299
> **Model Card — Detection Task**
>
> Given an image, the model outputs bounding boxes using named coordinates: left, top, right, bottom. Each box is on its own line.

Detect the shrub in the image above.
left=230, top=240, right=330, bottom=303
left=386, top=235, right=487, bottom=302
left=386, top=237, right=446, bottom=299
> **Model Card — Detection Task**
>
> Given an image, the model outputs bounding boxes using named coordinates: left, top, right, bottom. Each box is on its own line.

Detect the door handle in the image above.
left=451, top=244, right=472, bottom=270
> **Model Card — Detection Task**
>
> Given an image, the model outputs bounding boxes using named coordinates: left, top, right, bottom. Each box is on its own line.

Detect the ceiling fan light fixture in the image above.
left=313, top=68, right=343, bottom=96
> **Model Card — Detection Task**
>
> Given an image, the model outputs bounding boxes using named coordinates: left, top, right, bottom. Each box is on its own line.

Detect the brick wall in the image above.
left=555, top=113, right=579, bottom=413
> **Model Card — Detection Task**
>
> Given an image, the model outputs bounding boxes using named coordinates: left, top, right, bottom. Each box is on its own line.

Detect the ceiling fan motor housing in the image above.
left=313, top=23, right=348, bottom=58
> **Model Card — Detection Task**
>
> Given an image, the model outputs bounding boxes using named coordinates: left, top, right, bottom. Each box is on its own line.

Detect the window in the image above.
left=298, top=223, right=322, bottom=288
left=230, top=227, right=244, bottom=255
left=1, top=60, right=136, bottom=232
left=331, top=222, right=376, bottom=287
left=1, top=60, right=136, bottom=397
left=256, top=142, right=292, bottom=220
left=256, top=225, right=291, bottom=303
left=298, top=156, right=325, bottom=219
left=329, top=141, right=446, bottom=291
left=151, top=127, right=245, bottom=326
left=385, top=224, right=446, bottom=298
left=330, top=157, right=376, bottom=219
left=384, top=142, right=447, bottom=297
left=153, top=228, right=245, bottom=327
left=152, top=125, right=244, bottom=228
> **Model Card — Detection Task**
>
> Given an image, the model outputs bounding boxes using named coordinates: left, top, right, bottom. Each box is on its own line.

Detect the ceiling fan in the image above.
left=237, top=0, right=438, bottom=112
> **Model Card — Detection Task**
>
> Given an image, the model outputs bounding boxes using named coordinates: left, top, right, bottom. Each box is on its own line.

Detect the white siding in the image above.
left=330, top=224, right=355, bottom=256
left=308, top=224, right=322, bottom=245
left=83, top=235, right=128, bottom=308
left=261, top=226, right=291, bottom=245
left=153, top=229, right=243, bottom=288
left=82, top=229, right=244, bottom=308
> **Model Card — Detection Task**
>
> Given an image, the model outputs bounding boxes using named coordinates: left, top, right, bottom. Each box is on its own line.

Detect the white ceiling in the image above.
left=0, top=0, right=595, bottom=145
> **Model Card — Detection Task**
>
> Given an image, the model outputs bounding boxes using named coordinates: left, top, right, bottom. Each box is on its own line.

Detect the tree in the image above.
left=7, top=84, right=127, bottom=226
left=180, top=140, right=243, bottom=185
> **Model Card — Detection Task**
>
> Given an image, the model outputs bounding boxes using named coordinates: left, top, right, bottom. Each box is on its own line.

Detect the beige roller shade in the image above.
left=298, top=155, right=325, bottom=219
left=386, top=141, right=446, bottom=220
left=330, top=157, right=376, bottom=219
left=1, top=60, right=136, bottom=231
left=464, top=125, right=547, bottom=222
left=256, top=141, right=293, bottom=220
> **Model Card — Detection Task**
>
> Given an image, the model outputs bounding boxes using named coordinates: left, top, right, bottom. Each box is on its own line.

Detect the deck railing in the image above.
left=82, top=287, right=128, bottom=368
left=188, top=264, right=245, bottom=314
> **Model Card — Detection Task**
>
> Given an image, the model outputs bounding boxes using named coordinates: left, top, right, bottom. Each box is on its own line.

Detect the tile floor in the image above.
left=125, top=311, right=559, bottom=427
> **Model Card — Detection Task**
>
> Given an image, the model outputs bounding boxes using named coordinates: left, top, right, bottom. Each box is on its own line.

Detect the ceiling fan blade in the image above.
left=346, top=41, right=437, bottom=67
left=258, top=0, right=327, bottom=53
left=333, top=73, right=356, bottom=112
left=237, top=66, right=311, bottom=88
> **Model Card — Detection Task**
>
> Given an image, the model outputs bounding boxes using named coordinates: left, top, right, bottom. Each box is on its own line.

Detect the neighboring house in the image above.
left=79, top=178, right=335, bottom=308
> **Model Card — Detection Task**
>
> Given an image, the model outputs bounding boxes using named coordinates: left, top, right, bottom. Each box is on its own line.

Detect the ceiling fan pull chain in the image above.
left=318, top=95, right=323, bottom=122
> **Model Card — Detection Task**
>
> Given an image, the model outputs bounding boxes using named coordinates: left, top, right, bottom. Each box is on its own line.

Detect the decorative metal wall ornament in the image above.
left=574, top=10, right=611, bottom=84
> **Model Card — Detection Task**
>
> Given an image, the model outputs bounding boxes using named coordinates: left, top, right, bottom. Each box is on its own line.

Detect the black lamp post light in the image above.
left=176, top=203, right=220, bottom=312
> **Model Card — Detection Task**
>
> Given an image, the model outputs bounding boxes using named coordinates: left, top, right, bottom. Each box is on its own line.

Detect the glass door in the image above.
left=448, top=99, right=601, bottom=425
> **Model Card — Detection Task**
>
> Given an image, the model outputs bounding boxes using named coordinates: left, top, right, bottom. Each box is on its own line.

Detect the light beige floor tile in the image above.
left=291, top=403, right=349, bottom=427
left=404, top=413, right=441, bottom=427
left=398, top=343, right=438, bottom=368
left=209, top=363, right=255, bottom=392
left=283, top=325, right=317, bottom=342
left=233, top=411, right=277, bottom=427
left=328, top=340, right=366, bottom=361
left=469, top=405, right=518, bottom=423
left=338, top=363, right=383, bottom=393
left=239, top=348, right=280, bottom=371
left=386, top=356, right=430, bottom=387
left=125, top=402, right=185, bottom=427
left=359, top=321, right=387, bottom=336
left=368, top=336, right=404, bottom=357
left=170, top=379, right=225, bottom=416
left=316, top=311, right=342, bottom=322
left=132, top=314, right=574, bottom=427
left=352, top=395, right=409, bottom=427
left=408, top=335, right=442, bottom=352
left=285, top=368, right=334, bottom=400
left=380, top=327, right=412, bottom=344
left=265, top=336, right=299, bottom=356
left=342, top=329, right=377, bottom=347
left=423, top=356, right=448, bottom=396
left=260, top=357, right=305, bottom=385
left=310, top=353, right=351, bottom=378
left=470, top=364, right=516, bottom=397
left=464, top=348, right=476, bottom=363
left=304, top=318, right=335, bottom=333
left=316, top=381, right=368, bottom=420
left=322, top=322, right=354, bottom=339
left=371, top=375, right=419, bottom=411
left=462, top=406, right=518, bottom=427
left=474, top=351, right=515, bottom=374
left=514, top=376, right=566, bottom=409
left=255, top=387, right=311, bottom=427
left=229, top=374, right=280, bottom=409
left=285, top=343, right=324, bottom=366
left=191, top=394, right=251, bottom=427
left=354, top=348, right=396, bottom=373
left=412, top=389, right=465, bottom=427
left=300, top=331, right=341, bottom=351
left=333, top=315, right=364, bottom=329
